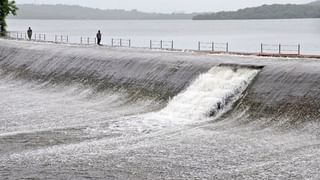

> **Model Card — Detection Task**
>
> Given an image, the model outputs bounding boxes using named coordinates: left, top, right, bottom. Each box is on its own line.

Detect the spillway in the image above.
left=0, top=39, right=320, bottom=179
left=155, top=66, right=260, bottom=123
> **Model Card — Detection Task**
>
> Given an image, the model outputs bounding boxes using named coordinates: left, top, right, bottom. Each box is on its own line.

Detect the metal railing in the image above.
left=80, top=37, right=96, bottom=45
left=6, top=32, right=46, bottom=41
left=55, top=35, right=68, bottom=43
left=3, top=31, right=310, bottom=56
left=111, top=38, right=131, bottom=47
left=33, top=33, right=46, bottom=41
left=16, top=32, right=27, bottom=40
left=150, top=40, right=174, bottom=49
left=198, top=41, right=229, bottom=52
left=6, top=32, right=27, bottom=40
left=4, top=32, right=12, bottom=39
left=261, top=43, right=301, bottom=55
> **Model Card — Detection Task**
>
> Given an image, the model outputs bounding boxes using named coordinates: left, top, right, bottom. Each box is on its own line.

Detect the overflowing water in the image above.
left=155, top=66, right=260, bottom=123
left=0, top=39, right=320, bottom=179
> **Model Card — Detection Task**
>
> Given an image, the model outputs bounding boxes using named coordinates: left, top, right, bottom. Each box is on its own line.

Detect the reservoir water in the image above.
left=7, top=19, right=320, bottom=54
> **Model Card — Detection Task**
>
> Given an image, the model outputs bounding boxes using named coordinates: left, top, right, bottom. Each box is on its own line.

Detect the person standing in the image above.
left=27, top=27, right=32, bottom=40
left=96, top=30, right=102, bottom=45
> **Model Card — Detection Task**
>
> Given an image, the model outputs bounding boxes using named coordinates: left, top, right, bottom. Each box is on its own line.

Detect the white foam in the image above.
left=152, top=66, right=260, bottom=123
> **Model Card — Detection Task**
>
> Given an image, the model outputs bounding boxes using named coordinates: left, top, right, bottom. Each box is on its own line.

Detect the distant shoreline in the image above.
left=10, top=2, right=320, bottom=21
left=8, top=18, right=320, bottom=21
left=193, top=2, right=320, bottom=20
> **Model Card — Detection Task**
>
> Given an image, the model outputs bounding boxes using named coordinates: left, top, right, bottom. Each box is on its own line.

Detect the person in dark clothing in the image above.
left=96, top=30, right=102, bottom=45
left=217, top=102, right=222, bottom=110
left=27, top=27, right=32, bottom=40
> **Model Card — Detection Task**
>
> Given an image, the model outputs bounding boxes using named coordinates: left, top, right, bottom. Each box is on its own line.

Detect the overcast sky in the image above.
left=16, top=0, right=314, bottom=13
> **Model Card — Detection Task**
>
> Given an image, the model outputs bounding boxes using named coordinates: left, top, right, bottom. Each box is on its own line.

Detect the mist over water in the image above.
left=7, top=19, right=320, bottom=54
left=0, top=39, right=320, bottom=179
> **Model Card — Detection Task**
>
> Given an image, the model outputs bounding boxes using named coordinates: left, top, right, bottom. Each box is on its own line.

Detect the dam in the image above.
left=0, top=39, right=320, bottom=179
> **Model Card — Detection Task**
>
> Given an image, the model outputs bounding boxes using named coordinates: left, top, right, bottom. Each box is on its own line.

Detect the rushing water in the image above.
left=7, top=19, right=320, bottom=54
left=0, top=39, right=320, bottom=179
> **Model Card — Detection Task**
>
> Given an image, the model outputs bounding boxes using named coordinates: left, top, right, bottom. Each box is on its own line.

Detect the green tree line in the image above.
left=0, top=0, right=18, bottom=36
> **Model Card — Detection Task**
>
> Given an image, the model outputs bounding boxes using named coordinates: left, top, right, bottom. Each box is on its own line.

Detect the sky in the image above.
left=16, top=0, right=314, bottom=13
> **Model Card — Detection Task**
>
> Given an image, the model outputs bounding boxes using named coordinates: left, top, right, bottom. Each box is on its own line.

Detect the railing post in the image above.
left=198, top=41, right=200, bottom=51
left=171, top=40, right=174, bottom=49
left=44, top=34, right=46, bottom=41
left=212, top=42, right=215, bottom=52
left=226, top=42, right=229, bottom=53
left=120, top=39, right=122, bottom=47
left=129, top=39, right=131, bottom=47
left=87, top=37, right=89, bottom=45
left=150, top=40, right=152, bottom=49
left=261, top=43, right=263, bottom=53
left=279, top=44, right=281, bottom=54
left=67, top=36, right=69, bottom=43
left=298, top=44, right=301, bottom=55
left=111, top=38, right=113, bottom=46
left=160, top=40, right=163, bottom=49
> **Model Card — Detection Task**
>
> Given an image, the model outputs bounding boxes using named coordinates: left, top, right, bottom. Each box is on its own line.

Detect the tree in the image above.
left=0, top=0, right=18, bottom=37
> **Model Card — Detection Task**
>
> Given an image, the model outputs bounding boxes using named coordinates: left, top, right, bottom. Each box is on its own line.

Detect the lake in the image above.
left=7, top=19, right=320, bottom=54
